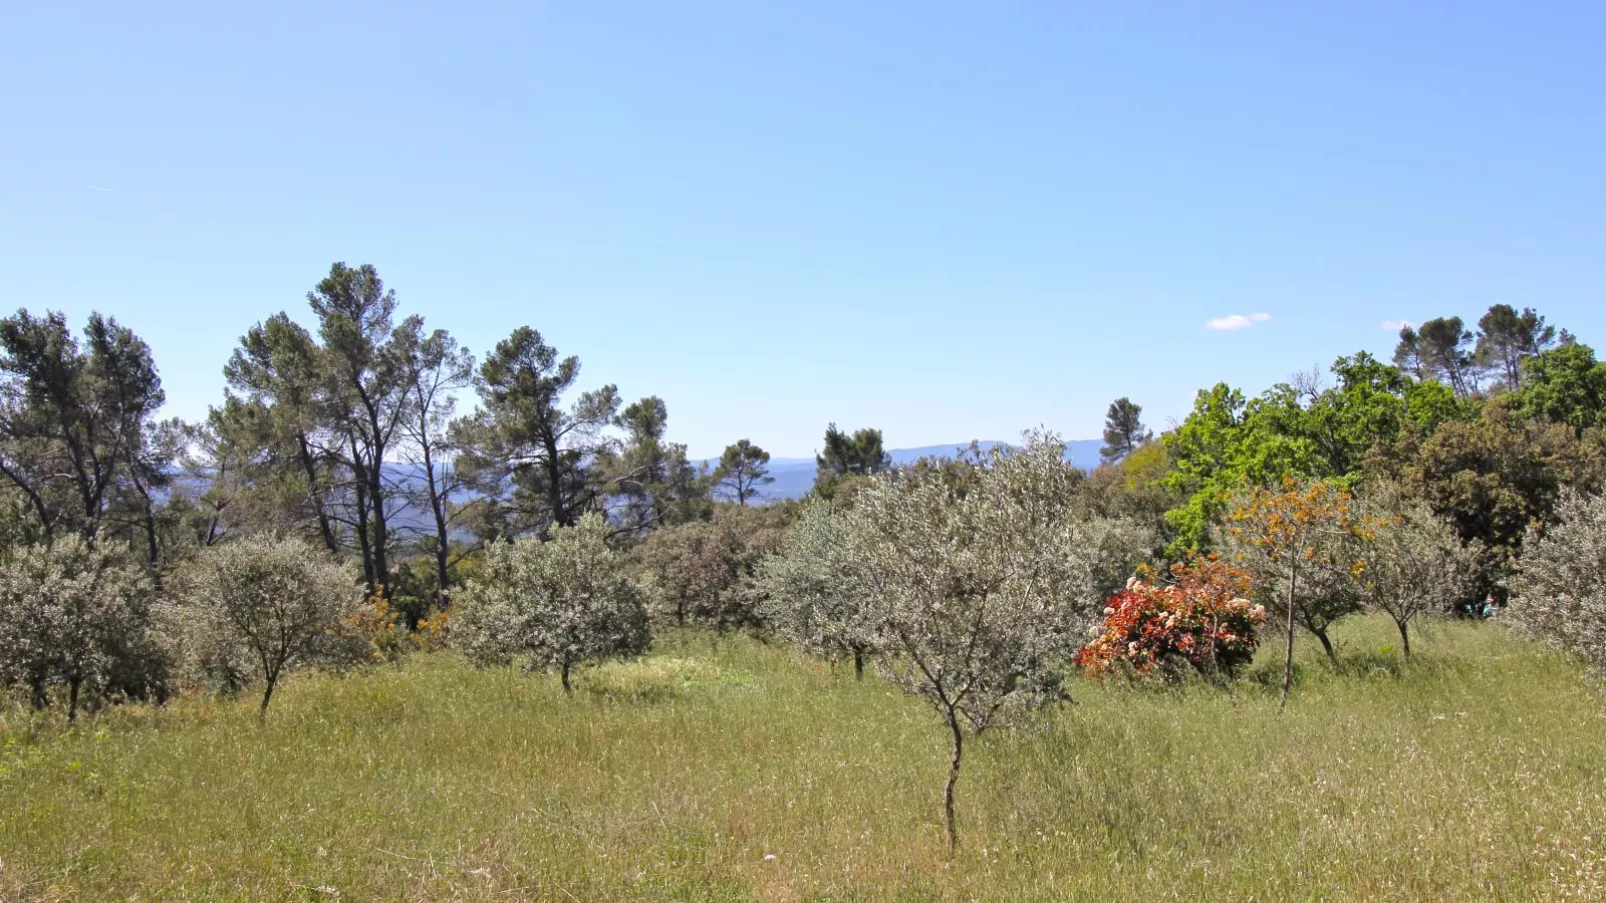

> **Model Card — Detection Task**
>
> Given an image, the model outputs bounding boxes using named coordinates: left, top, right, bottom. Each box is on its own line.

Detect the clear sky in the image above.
left=4, top=2, right=1603, bottom=459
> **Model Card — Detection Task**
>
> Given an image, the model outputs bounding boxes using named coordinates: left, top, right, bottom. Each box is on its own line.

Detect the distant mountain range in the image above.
left=177, top=441, right=1104, bottom=534
left=723, top=439, right=1105, bottom=503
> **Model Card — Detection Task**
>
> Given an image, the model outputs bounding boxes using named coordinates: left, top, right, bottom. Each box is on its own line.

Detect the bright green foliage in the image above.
left=1163, top=355, right=1463, bottom=553
left=1162, top=383, right=1319, bottom=551
left=454, top=514, right=651, bottom=693
left=0, top=536, right=158, bottom=722
left=1304, top=354, right=1463, bottom=475
left=1509, top=342, right=1606, bottom=432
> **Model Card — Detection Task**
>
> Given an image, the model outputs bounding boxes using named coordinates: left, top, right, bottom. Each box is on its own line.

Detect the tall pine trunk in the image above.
left=297, top=433, right=338, bottom=554
left=422, top=449, right=451, bottom=605
left=348, top=434, right=377, bottom=595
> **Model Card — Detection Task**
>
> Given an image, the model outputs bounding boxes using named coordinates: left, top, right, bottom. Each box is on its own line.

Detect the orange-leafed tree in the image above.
left=1225, top=478, right=1369, bottom=707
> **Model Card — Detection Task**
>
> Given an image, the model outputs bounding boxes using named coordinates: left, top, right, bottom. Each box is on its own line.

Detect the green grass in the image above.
left=3, top=617, right=1605, bottom=901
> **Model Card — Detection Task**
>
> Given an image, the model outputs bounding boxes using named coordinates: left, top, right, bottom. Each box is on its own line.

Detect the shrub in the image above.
left=0, top=536, right=160, bottom=722
left=410, top=605, right=451, bottom=652
left=1508, top=489, right=1606, bottom=669
left=166, top=534, right=369, bottom=714
left=1351, top=486, right=1481, bottom=659
left=346, top=595, right=407, bottom=663
left=1077, top=554, right=1265, bottom=683
left=636, top=504, right=787, bottom=632
left=453, top=514, right=651, bottom=693
left=753, top=500, right=881, bottom=678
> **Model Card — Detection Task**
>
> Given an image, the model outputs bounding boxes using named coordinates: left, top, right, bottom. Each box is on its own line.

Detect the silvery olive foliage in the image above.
left=0, top=535, right=157, bottom=722
left=764, top=431, right=1152, bottom=849
left=753, top=499, right=882, bottom=678
left=1508, top=489, right=1606, bottom=669
left=454, top=513, right=650, bottom=692
left=850, top=436, right=1151, bottom=728
left=166, top=533, right=369, bottom=714
left=1352, top=487, right=1482, bottom=659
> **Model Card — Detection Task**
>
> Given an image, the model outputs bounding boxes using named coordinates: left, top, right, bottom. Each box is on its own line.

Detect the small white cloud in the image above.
left=1205, top=312, right=1272, bottom=331
left=1380, top=320, right=1415, bottom=332
left=86, top=184, right=114, bottom=192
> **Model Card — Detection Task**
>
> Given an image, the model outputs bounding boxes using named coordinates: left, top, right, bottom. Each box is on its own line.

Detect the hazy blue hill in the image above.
left=720, top=439, right=1105, bottom=503
left=174, top=441, right=1106, bottom=527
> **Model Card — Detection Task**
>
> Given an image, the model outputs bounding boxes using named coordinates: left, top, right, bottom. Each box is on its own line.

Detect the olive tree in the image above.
left=791, top=433, right=1151, bottom=850
left=754, top=499, right=882, bottom=678
left=1353, top=488, right=1481, bottom=659
left=454, top=513, right=650, bottom=692
left=0, top=536, right=156, bottom=722
left=1508, top=489, right=1606, bottom=668
left=168, top=534, right=369, bottom=714
left=1226, top=478, right=1367, bottom=703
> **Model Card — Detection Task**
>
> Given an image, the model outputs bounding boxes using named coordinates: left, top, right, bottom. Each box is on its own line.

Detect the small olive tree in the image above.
left=754, top=499, right=882, bottom=678
left=1353, top=488, right=1481, bottom=659
left=454, top=513, right=650, bottom=692
left=799, top=433, right=1150, bottom=851
left=1508, top=489, right=1606, bottom=668
left=168, top=534, right=369, bottom=714
left=0, top=536, right=155, bottom=722
left=1226, top=478, right=1368, bottom=704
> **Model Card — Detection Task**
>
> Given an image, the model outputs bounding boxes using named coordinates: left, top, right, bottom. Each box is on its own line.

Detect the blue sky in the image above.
left=3, top=2, right=1603, bottom=459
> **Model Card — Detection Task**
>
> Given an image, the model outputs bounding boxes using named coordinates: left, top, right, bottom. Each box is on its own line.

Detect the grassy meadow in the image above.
left=2, top=616, right=1604, bottom=901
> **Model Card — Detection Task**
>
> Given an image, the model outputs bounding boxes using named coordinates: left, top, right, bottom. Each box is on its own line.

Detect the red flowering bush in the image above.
left=1076, top=554, right=1266, bottom=682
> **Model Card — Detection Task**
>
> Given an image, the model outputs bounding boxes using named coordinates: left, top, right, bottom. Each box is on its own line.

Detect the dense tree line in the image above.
left=1084, top=304, right=1606, bottom=610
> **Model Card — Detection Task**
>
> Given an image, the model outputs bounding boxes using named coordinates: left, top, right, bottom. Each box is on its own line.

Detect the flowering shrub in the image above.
left=1076, top=554, right=1265, bottom=682
left=344, top=596, right=406, bottom=663
left=410, top=606, right=451, bottom=652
